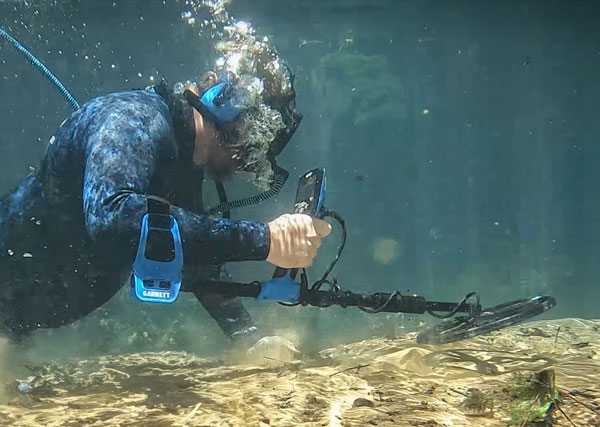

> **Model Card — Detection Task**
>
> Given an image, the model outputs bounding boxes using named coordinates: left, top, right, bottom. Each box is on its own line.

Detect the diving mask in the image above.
left=184, top=81, right=244, bottom=126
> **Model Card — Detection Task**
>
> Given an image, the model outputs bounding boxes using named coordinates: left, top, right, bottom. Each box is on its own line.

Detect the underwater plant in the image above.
left=507, top=369, right=561, bottom=425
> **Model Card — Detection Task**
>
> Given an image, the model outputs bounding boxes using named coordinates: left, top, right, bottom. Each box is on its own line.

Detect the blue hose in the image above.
left=1, top=27, right=80, bottom=111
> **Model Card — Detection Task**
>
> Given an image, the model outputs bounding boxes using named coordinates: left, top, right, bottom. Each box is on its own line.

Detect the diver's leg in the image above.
left=191, top=265, right=263, bottom=342
left=194, top=291, right=261, bottom=340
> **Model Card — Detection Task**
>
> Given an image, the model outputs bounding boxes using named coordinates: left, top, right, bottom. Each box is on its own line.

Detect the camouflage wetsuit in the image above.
left=0, top=85, right=270, bottom=341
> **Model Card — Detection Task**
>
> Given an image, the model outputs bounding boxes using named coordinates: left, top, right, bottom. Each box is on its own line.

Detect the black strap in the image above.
left=184, top=89, right=222, bottom=129
left=215, top=182, right=231, bottom=219
left=147, top=195, right=172, bottom=215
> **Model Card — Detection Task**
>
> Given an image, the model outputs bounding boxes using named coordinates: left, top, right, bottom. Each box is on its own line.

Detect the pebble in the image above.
left=352, top=398, right=374, bottom=408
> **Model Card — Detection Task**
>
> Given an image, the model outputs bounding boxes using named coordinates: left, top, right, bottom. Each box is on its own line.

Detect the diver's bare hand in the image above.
left=266, top=214, right=332, bottom=268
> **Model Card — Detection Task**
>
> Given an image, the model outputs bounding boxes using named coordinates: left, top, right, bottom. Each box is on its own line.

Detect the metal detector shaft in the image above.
left=299, top=289, right=478, bottom=314
left=194, top=281, right=479, bottom=315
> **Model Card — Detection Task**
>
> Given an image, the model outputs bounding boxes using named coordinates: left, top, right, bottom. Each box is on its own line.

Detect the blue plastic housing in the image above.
left=258, top=271, right=301, bottom=303
left=132, top=213, right=183, bottom=304
left=200, top=82, right=243, bottom=122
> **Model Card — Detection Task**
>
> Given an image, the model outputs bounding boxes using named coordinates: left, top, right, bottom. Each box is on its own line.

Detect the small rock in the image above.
left=352, top=397, right=374, bottom=408
left=16, top=376, right=36, bottom=393
left=18, top=382, right=32, bottom=393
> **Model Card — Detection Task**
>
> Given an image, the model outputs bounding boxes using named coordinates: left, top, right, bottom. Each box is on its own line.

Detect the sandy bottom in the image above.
left=0, top=318, right=598, bottom=426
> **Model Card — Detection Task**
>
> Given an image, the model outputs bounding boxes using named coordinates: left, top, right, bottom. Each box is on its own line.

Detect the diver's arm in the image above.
left=82, top=93, right=270, bottom=266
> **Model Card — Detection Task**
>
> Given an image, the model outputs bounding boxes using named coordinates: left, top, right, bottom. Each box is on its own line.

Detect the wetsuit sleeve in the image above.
left=81, top=94, right=270, bottom=266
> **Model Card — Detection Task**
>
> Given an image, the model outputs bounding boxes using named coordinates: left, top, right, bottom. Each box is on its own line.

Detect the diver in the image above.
left=0, top=62, right=331, bottom=347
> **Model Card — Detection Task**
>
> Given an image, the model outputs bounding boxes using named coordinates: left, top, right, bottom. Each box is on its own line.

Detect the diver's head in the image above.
left=187, top=86, right=236, bottom=183
left=183, top=65, right=302, bottom=188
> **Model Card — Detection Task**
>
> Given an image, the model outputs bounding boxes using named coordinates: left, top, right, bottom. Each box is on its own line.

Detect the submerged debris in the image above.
left=16, top=377, right=36, bottom=393
left=459, top=388, right=494, bottom=416
left=518, top=327, right=552, bottom=338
